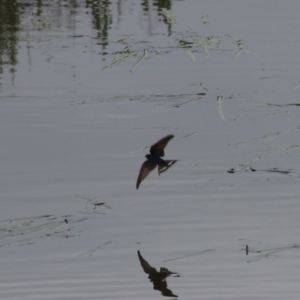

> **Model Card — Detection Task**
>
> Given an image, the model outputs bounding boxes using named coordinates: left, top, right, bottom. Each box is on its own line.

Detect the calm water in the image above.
left=1, top=0, right=300, bottom=299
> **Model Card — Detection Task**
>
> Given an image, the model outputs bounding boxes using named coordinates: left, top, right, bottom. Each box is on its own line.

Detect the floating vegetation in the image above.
left=217, top=95, right=225, bottom=120
left=266, top=102, right=300, bottom=107
left=263, top=168, right=300, bottom=181
left=75, top=195, right=111, bottom=213
left=243, top=244, right=299, bottom=263
left=182, top=132, right=198, bottom=139
left=193, top=36, right=223, bottom=56
left=0, top=214, right=88, bottom=248
left=0, top=197, right=111, bottom=249
left=70, top=91, right=205, bottom=109
left=199, top=82, right=208, bottom=91
left=76, top=241, right=112, bottom=258
left=202, top=14, right=210, bottom=26
left=179, top=40, right=197, bottom=61
left=138, top=250, right=179, bottom=298
left=129, top=92, right=205, bottom=106
left=102, top=46, right=162, bottom=72
left=227, top=163, right=300, bottom=184
left=226, top=158, right=260, bottom=175
left=176, top=32, right=254, bottom=61
left=172, top=98, right=199, bottom=107
left=226, top=34, right=258, bottom=56
left=178, top=35, right=225, bottom=61
left=102, top=21, right=249, bottom=71
left=161, top=8, right=176, bottom=24
left=196, top=139, right=300, bottom=187
left=230, top=126, right=300, bottom=148
left=163, top=248, right=215, bottom=262
left=130, top=49, right=148, bottom=72
left=254, top=145, right=300, bottom=158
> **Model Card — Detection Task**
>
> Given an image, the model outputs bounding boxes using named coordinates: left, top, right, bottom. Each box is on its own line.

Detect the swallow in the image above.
left=136, top=134, right=178, bottom=189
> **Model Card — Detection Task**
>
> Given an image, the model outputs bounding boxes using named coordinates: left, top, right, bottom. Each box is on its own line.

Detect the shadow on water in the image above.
left=138, top=250, right=179, bottom=298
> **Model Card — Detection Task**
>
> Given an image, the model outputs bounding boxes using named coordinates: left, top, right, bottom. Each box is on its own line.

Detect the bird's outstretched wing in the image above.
left=158, top=160, right=177, bottom=175
left=150, top=134, right=174, bottom=157
left=136, top=160, right=157, bottom=189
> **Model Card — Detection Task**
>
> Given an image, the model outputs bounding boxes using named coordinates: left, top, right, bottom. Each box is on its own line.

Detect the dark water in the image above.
left=1, top=1, right=300, bottom=299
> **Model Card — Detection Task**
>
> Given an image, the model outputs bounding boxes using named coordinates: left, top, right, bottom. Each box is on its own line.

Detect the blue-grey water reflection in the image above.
left=1, top=1, right=300, bottom=299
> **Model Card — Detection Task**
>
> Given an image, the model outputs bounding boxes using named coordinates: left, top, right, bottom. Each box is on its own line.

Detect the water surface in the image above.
left=1, top=1, right=300, bottom=299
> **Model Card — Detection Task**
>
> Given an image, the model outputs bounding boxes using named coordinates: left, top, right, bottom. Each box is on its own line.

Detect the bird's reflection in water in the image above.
left=137, top=250, right=179, bottom=298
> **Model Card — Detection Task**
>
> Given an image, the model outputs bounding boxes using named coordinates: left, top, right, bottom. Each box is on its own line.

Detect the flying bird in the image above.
left=136, top=134, right=178, bottom=189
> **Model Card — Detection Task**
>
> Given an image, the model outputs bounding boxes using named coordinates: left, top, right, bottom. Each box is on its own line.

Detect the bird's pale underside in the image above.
left=136, top=134, right=178, bottom=189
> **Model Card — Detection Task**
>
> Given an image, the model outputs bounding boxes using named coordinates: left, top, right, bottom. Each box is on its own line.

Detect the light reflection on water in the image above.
left=1, top=0, right=300, bottom=299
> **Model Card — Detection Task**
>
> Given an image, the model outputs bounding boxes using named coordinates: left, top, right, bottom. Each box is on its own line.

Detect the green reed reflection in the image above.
left=0, top=0, right=176, bottom=73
